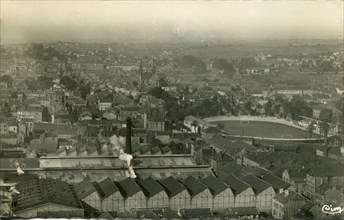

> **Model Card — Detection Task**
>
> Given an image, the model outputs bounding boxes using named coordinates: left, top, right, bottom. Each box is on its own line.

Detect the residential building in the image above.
left=17, top=106, right=43, bottom=122
left=98, top=98, right=112, bottom=111
left=305, top=164, right=344, bottom=200
left=147, top=117, right=165, bottom=131
left=272, top=190, right=307, bottom=219
left=282, top=168, right=307, bottom=194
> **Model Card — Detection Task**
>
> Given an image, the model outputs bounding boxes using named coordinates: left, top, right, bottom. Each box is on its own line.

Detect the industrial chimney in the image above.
left=125, top=117, right=132, bottom=154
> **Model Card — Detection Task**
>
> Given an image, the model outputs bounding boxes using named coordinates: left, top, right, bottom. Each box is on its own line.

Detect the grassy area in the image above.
left=212, top=120, right=321, bottom=139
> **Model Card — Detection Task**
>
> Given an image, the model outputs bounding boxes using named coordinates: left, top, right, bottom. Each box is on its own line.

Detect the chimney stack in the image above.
left=126, top=117, right=132, bottom=154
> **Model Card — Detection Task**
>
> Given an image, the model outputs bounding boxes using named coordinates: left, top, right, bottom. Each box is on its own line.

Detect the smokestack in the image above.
left=126, top=117, right=132, bottom=154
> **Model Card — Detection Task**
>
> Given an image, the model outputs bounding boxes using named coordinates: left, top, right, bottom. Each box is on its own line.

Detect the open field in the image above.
left=211, top=120, right=321, bottom=139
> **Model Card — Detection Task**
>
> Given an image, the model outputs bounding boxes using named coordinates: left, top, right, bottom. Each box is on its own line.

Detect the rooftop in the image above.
left=158, top=176, right=186, bottom=197
left=116, top=178, right=142, bottom=198
left=95, top=177, right=119, bottom=199
left=13, top=177, right=82, bottom=212
left=221, top=174, right=251, bottom=195
left=137, top=177, right=164, bottom=198
left=241, top=174, right=272, bottom=195
left=182, top=176, right=208, bottom=197
left=74, top=178, right=98, bottom=199
left=274, top=190, right=307, bottom=205
left=201, top=175, right=229, bottom=196
left=262, top=174, right=291, bottom=191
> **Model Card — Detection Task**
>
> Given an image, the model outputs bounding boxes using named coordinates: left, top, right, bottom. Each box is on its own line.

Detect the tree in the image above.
left=1, top=75, right=13, bottom=88
left=132, top=81, right=139, bottom=87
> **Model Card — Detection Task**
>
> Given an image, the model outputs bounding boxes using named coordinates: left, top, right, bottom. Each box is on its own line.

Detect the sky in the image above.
left=1, top=1, right=343, bottom=44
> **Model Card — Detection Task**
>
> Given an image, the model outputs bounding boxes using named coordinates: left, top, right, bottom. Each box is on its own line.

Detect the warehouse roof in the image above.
left=182, top=176, right=208, bottom=197
left=13, top=178, right=82, bottom=213
left=201, top=175, right=230, bottom=196
left=241, top=174, right=272, bottom=195
left=137, top=177, right=164, bottom=198
left=221, top=175, right=251, bottom=195
left=116, top=178, right=142, bottom=198
left=158, top=176, right=186, bottom=197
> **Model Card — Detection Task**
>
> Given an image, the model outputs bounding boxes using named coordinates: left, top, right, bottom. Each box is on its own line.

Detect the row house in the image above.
left=305, top=164, right=344, bottom=201
left=17, top=106, right=43, bottom=122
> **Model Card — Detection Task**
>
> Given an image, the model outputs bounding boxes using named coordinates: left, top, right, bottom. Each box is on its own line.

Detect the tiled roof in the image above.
left=201, top=175, right=229, bottom=196
left=273, top=190, right=306, bottom=205
left=182, top=176, right=208, bottom=197
left=158, top=176, right=186, bottom=197
left=208, top=135, right=245, bottom=155
left=307, top=164, right=344, bottom=177
left=116, top=178, right=142, bottom=198
left=241, top=174, right=272, bottom=195
left=137, top=177, right=164, bottom=198
left=221, top=175, right=251, bottom=195
left=262, top=174, right=291, bottom=192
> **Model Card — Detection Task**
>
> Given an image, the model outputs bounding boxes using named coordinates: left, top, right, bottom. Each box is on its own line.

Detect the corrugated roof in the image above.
left=182, top=176, right=208, bottom=197
left=201, top=175, right=229, bottom=196
left=221, top=175, right=250, bottom=195
left=158, top=176, right=186, bottom=197
left=241, top=174, right=271, bottom=195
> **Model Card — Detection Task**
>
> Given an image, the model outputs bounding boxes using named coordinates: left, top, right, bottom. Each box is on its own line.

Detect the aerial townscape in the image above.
left=0, top=1, right=343, bottom=219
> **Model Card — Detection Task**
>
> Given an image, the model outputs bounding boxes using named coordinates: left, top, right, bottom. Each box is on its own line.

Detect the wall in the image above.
left=146, top=191, right=169, bottom=209
left=256, top=187, right=275, bottom=213
left=169, top=190, right=191, bottom=210
left=213, top=188, right=234, bottom=210
left=190, top=189, right=213, bottom=209
left=234, top=188, right=256, bottom=208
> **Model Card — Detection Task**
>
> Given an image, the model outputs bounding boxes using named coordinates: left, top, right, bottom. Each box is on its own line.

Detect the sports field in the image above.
left=212, top=120, right=321, bottom=139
